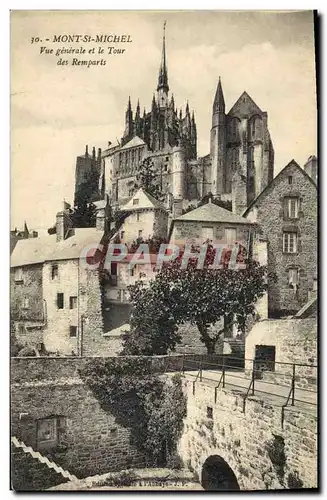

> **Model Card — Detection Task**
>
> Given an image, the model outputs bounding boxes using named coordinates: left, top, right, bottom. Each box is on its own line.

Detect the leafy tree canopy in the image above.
left=79, top=358, right=187, bottom=466
left=122, top=246, right=276, bottom=355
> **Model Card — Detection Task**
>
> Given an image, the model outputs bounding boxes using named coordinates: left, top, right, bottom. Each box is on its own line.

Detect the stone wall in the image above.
left=11, top=264, right=44, bottom=346
left=244, top=318, right=317, bottom=386
left=11, top=357, right=149, bottom=482
left=245, top=161, right=317, bottom=316
left=178, top=378, right=317, bottom=490
left=171, top=219, right=251, bottom=247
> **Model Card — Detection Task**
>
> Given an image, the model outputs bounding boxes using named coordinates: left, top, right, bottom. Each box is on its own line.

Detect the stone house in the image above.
left=169, top=198, right=254, bottom=250
left=104, top=188, right=168, bottom=331
left=244, top=160, right=317, bottom=317
left=10, top=205, right=116, bottom=356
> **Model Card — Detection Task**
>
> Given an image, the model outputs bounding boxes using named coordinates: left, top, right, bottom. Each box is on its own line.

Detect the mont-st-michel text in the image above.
left=30, top=34, right=132, bottom=67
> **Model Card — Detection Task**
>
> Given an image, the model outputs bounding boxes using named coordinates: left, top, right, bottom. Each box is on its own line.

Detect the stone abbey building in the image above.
left=74, top=25, right=275, bottom=215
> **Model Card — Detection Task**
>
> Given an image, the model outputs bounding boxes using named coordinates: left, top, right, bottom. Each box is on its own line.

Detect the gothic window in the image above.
left=249, top=115, right=262, bottom=141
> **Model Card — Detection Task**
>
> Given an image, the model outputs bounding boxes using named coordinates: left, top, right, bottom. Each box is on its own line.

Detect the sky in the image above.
left=11, top=10, right=317, bottom=230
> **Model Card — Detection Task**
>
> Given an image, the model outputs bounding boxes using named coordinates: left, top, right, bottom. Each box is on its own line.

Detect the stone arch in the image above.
left=248, top=114, right=263, bottom=141
left=201, top=455, right=240, bottom=491
left=228, top=116, right=241, bottom=142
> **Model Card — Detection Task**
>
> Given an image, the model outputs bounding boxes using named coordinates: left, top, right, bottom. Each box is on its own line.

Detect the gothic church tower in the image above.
left=210, top=77, right=226, bottom=197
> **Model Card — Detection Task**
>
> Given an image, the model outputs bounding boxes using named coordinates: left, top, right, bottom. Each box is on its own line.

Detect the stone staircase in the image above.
left=11, top=436, right=77, bottom=491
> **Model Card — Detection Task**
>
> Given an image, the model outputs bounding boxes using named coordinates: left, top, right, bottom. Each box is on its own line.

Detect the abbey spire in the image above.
left=213, top=76, right=225, bottom=113
left=157, top=21, right=169, bottom=108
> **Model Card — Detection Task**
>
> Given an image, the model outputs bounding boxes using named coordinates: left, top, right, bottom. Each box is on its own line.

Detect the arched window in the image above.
left=249, top=115, right=263, bottom=141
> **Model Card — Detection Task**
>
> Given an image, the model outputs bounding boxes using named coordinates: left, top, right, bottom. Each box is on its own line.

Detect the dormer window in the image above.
left=133, top=199, right=139, bottom=206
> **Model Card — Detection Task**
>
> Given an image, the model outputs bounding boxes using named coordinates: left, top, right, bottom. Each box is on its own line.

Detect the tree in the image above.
left=122, top=245, right=275, bottom=355
left=134, top=157, right=164, bottom=201
left=79, top=358, right=187, bottom=466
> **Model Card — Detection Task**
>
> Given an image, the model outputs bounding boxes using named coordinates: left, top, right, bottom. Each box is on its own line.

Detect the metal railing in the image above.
left=162, top=353, right=317, bottom=417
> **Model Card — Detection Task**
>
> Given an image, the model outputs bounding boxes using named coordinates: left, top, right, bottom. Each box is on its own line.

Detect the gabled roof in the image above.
left=243, top=159, right=317, bottom=217
left=174, top=201, right=252, bottom=224
left=122, top=188, right=166, bottom=211
left=228, top=91, right=263, bottom=117
left=119, top=136, right=146, bottom=151
left=11, top=228, right=104, bottom=268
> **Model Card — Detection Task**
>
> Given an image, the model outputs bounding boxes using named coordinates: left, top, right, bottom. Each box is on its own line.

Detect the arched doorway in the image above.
left=201, top=455, right=240, bottom=491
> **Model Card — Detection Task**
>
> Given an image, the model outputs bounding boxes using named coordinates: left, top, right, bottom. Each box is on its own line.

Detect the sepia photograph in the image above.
left=10, top=9, right=318, bottom=491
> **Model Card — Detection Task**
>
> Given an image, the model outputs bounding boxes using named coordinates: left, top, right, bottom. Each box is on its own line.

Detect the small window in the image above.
left=120, top=230, right=125, bottom=240
left=201, top=226, right=214, bottom=241
left=14, top=268, right=23, bottom=283
left=136, top=213, right=140, bottom=222
left=225, top=228, right=237, bottom=245
left=69, top=326, right=77, bottom=337
left=207, top=407, right=213, bottom=419
left=288, top=176, right=293, bottom=185
left=22, top=297, right=29, bottom=309
left=138, top=230, right=143, bottom=238
left=283, top=232, right=298, bottom=254
left=288, top=268, right=299, bottom=289
left=57, top=293, right=64, bottom=309
left=18, top=324, right=25, bottom=336
left=133, top=199, right=139, bottom=205
left=165, top=156, right=169, bottom=161
left=285, top=197, right=299, bottom=219
left=129, top=267, right=135, bottom=277
left=51, top=264, right=58, bottom=279
left=37, top=417, right=57, bottom=445
left=69, top=296, right=77, bottom=309
left=164, top=164, right=168, bottom=172
left=313, top=278, right=317, bottom=291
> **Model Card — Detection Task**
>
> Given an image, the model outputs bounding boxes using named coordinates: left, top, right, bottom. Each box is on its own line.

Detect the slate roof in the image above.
left=119, top=136, right=146, bottom=151
left=122, top=188, right=166, bottom=211
left=174, top=202, right=252, bottom=224
left=243, top=160, right=317, bottom=217
left=11, top=228, right=104, bottom=268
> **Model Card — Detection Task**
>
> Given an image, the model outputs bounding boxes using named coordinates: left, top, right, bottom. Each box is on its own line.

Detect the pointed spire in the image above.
left=157, top=21, right=169, bottom=93
left=170, top=93, right=175, bottom=109
left=186, top=101, right=190, bottom=115
left=135, top=99, right=140, bottom=119
left=143, top=107, right=146, bottom=118
left=213, top=76, right=225, bottom=112
left=24, top=221, right=28, bottom=234
left=127, top=95, right=132, bottom=111
left=179, top=108, right=182, bottom=120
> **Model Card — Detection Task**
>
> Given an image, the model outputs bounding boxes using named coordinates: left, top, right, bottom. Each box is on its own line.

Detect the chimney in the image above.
left=56, top=207, right=73, bottom=242
left=92, top=146, right=96, bottom=160
left=97, top=148, right=102, bottom=160
left=85, top=145, right=88, bottom=157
